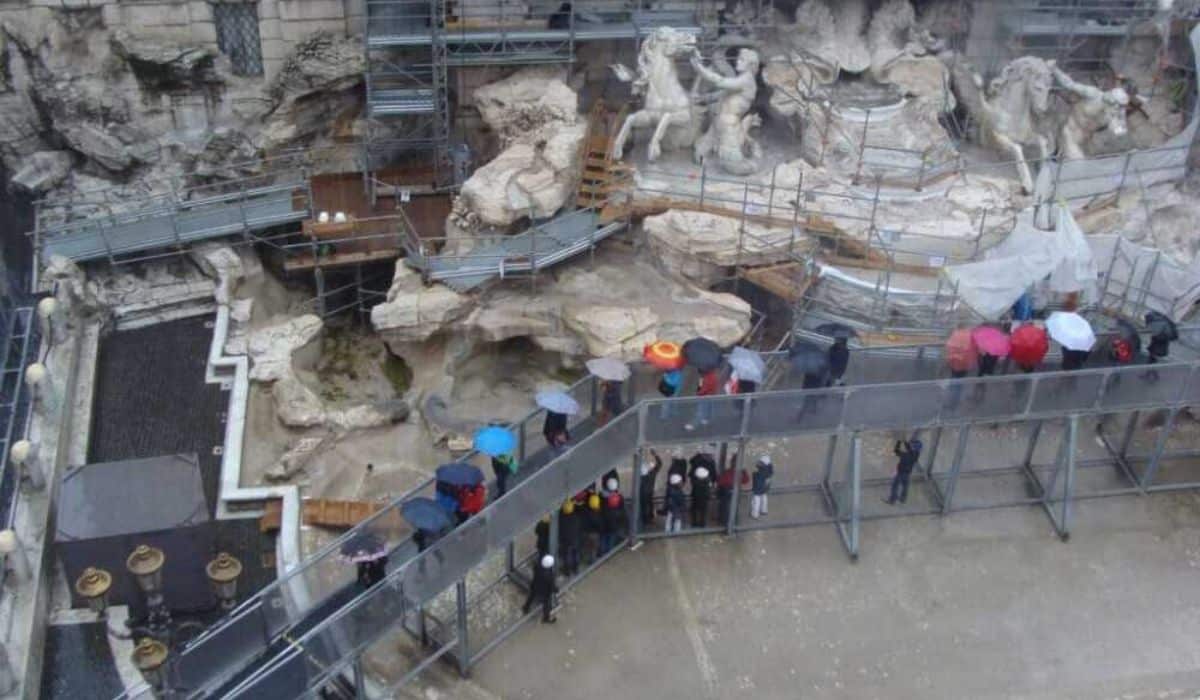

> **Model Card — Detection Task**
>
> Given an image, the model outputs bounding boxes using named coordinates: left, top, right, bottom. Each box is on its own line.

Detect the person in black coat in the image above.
left=548, top=1, right=571, bottom=29
left=599, top=491, right=626, bottom=556
left=558, top=500, right=582, bottom=576
left=667, top=450, right=689, bottom=483
left=639, top=449, right=662, bottom=527
left=827, top=337, right=850, bottom=386
left=356, top=556, right=388, bottom=589
left=1061, top=348, right=1090, bottom=371
left=582, top=493, right=603, bottom=564
left=522, top=555, right=558, bottom=623
left=543, top=410, right=569, bottom=451
left=689, top=449, right=717, bottom=484
left=663, top=473, right=686, bottom=533
left=535, top=516, right=551, bottom=558
left=884, top=439, right=921, bottom=505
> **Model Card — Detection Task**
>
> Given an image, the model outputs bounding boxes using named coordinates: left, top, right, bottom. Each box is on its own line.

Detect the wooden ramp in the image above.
left=740, top=262, right=815, bottom=304
left=260, top=498, right=385, bottom=533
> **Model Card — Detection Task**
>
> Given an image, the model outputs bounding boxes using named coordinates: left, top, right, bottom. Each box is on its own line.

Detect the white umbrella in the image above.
left=585, top=357, right=631, bottom=382
left=535, top=390, right=580, bottom=415
left=1046, top=311, right=1096, bottom=352
left=728, top=347, right=766, bottom=383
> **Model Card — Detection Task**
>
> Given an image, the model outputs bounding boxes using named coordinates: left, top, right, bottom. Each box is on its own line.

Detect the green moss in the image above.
left=382, top=353, right=413, bottom=396
left=553, top=366, right=585, bottom=385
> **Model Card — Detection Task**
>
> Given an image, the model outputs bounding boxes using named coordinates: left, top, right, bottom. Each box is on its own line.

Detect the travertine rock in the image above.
left=370, top=265, right=473, bottom=344
left=644, top=210, right=811, bottom=286
left=10, top=151, right=72, bottom=194
left=109, top=30, right=220, bottom=89
left=265, top=436, right=329, bottom=481
left=247, top=314, right=323, bottom=382
left=273, top=375, right=327, bottom=428
left=473, top=66, right=578, bottom=145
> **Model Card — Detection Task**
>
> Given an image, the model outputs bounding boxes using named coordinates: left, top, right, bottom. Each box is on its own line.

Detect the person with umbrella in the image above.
left=944, top=328, right=977, bottom=410
left=683, top=338, right=722, bottom=431
left=522, top=554, right=558, bottom=624
left=883, top=438, right=922, bottom=506
left=436, top=463, right=485, bottom=524
left=728, top=346, right=766, bottom=394
left=402, top=497, right=453, bottom=553
left=475, top=425, right=517, bottom=498
left=536, top=389, right=578, bottom=453
left=559, top=499, right=583, bottom=576
left=790, top=341, right=830, bottom=419
left=639, top=448, right=662, bottom=528
left=971, top=326, right=1010, bottom=402
left=587, top=357, right=630, bottom=426
left=646, top=341, right=686, bottom=418
left=1047, top=311, right=1095, bottom=372
left=1010, top=324, right=1049, bottom=373
left=343, top=532, right=389, bottom=590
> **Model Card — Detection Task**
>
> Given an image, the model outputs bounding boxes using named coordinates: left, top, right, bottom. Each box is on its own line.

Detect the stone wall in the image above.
left=0, top=0, right=363, bottom=83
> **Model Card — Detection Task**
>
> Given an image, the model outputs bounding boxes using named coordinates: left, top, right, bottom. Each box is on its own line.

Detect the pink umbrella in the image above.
left=971, top=326, right=1011, bottom=358
left=944, top=328, right=977, bottom=373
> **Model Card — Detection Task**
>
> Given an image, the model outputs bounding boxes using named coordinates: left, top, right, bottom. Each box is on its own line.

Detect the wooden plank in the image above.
left=741, top=263, right=815, bottom=304
left=284, top=247, right=402, bottom=272
left=260, top=500, right=283, bottom=533
left=296, top=498, right=385, bottom=530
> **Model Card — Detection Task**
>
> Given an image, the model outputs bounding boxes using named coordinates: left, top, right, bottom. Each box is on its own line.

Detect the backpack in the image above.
left=498, top=454, right=518, bottom=475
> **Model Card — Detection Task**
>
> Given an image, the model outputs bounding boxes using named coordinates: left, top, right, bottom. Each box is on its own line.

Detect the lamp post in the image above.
left=131, top=638, right=169, bottom=697
left=205, top=552, right=242, bottom=611
left=126, top=545, right=168, bottom=636
left=75, top=567, right=113, bottom=617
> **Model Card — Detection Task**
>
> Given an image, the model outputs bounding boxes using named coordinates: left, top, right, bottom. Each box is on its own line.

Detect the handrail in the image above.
left=229, top=356, right=1200, bottom=696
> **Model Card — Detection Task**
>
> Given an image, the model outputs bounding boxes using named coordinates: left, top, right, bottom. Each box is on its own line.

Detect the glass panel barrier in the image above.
left=844, top=382, right=942, bottom=431
left=641, top=395, right=746, bottom=444
left=487, top=465, right=566, bottom=550
left=939, top=376, right=1035, bottom=422
left=1099, top=363, right=1190, bottom=410
left=564, top=411, right=639, bottom=496
left=1185, top=366, right=1200, bottom=406
left=746, top=388, right=846, bottom=437
left=1028, top=372, right=1105, bottom=415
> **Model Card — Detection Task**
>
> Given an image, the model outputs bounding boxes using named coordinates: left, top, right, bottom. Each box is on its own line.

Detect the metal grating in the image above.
left=213, top=2, right=264, bottom=77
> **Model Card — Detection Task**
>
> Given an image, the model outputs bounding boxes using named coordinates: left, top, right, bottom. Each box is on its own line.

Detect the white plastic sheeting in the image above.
left=1032, top=24, right=1200, bottom=207
left=942, top=206, right=1097, bottom=319
left=1092, top=234, right=1200, bottom=320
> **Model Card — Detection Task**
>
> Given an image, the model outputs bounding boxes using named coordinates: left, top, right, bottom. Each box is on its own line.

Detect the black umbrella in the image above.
left=401, top=497, right=453, bottom=533
left=813, top=323, right=858, bottom=340
left=1145, top=311, right=1178, bottom=340
left=789, top=340, right=830, bottom=376
left=683, top=337, right=722, bottom=372
left=340, top=532, right=388, bottom=563
left=436, top=462, right=485, bottom=487
left=1114, top=319, right=1142, bottom=357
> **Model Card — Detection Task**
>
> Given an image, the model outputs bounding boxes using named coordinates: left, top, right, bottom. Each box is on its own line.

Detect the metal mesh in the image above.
left=213, top=2, right=264, bottom=77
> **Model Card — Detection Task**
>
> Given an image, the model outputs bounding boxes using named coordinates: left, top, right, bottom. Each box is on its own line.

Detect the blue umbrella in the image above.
left=473, top=426, right=516, bottom=457
left=401, top=497, right=453, bottom=532
left=436, top=462, right=484, bottom=487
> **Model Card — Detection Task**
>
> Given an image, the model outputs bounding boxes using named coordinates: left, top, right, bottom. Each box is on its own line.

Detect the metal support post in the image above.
left=726, top=437, right=746, bottom=536
left=831, top=433, right=862, bottom=560
left=852, top=109, right=872, bottom=185
left=921, top=426, right=944, bottom=508
left=940, top=425, right=971, bottom=515
left=353, top=657, right=367, bottom=700
left=629, top=443, right=643, bottom=549
left=820, top=434, right=839, bottom=491
left=1057, top=415, right=1078, bottom=540
left=1118, top=411, right=1139, bottom=459
left=766, top=165, right=777, bottom=219
left=1139, top=408, right=1180, bottom=489
left=314, top=267, right=327, bottom=318
left=548, top=507, right=560, bottom=562
left=455, top=579, right=469, bottom=677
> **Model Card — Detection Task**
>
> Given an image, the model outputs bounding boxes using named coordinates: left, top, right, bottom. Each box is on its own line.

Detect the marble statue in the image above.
left=955, top=56, right=1057, bottom=193
left=610, top=26, right=701, bottom=162
left=691, top=48, right=763, bottom=175
left=1052, top=66, right=1130, bottom=160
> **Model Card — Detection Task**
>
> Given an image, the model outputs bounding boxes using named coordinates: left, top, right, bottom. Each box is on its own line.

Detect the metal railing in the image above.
left=221, top=354, right=1200, bottom=697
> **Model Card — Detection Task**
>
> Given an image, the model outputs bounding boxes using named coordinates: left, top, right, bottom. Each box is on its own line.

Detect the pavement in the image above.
left=467, top=427, right=1200, bottom=700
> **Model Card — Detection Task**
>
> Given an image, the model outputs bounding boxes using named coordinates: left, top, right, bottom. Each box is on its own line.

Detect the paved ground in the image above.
left=471, top=491, right=1200, bottom=700
left=467, top=423, right=1200, bottom=700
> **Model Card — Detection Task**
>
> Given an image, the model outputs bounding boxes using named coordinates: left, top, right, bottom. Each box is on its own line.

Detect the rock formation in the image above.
left=449, top=67, right=585, bottom=230
left=645, top=210, right=814, bottom=287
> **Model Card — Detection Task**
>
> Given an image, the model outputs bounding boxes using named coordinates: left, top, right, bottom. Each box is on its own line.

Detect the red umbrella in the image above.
left=970, top=326, right=1011, bottom=358
left=945, top=328, right=977, bottom=373
left=1010, top=325, right=1049, bottom=370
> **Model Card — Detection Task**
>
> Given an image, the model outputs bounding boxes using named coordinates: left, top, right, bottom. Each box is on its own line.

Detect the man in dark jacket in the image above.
left=491, top=453, right=517, bottom=497
left=559, top=499, right=582, bottom=576
left=828, top=337, right=850, bottom=386
left=543, top=410, right=570, bottom=451
left=535, top=515, right=551, bottom=558
left=522, top=554, right=558, bottom=623
left=717, top=455, right=746, bottom=525
left=689, top=448, right=717, bottom=484
left=750, top=455, right=773, bottom=519
left=884, top=439, right=922, bottom=505
left=667, top=449, right=689, bottom=483
left=639, top=449, right=662, bottom=527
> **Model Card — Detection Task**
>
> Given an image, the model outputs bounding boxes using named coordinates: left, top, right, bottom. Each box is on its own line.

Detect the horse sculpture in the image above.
left=610, top=27, right=701, bottom=162
left=953, top=56, right=1057, bottom=194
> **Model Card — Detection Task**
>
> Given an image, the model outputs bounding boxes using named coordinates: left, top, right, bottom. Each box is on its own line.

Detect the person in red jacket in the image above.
left=685, top=368, right=721, bottom=431
left=458, top=483, right=487, bottom=522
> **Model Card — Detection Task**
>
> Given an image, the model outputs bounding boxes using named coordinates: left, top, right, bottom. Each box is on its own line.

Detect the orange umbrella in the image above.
left=944, top=328, right=977, bottom=373
left=643, top=341, right=685, bottom=370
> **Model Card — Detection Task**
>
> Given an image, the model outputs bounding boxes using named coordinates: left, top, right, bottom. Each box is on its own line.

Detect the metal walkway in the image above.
left=406, top=208, right=626, bottom=292
left=36, top=179, right=309, bottom=264
left=116, top=340, right=1200, bottom=698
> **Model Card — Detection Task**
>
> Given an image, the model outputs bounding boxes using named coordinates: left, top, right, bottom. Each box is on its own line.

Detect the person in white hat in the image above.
left=750, top=454, right=773, bottom=519
left=639, top=448, right=662, bottom=528
left=690, top=466, right=712, bottom=527
left=663, top=473, right=686, bottom=533
left=523, top=553, right=558, bottom=623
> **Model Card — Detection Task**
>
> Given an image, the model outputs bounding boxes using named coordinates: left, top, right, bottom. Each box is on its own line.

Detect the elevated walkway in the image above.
left=119, top=342, right=1200, bottom=698
left=36, top=176, right=309, bottom=264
